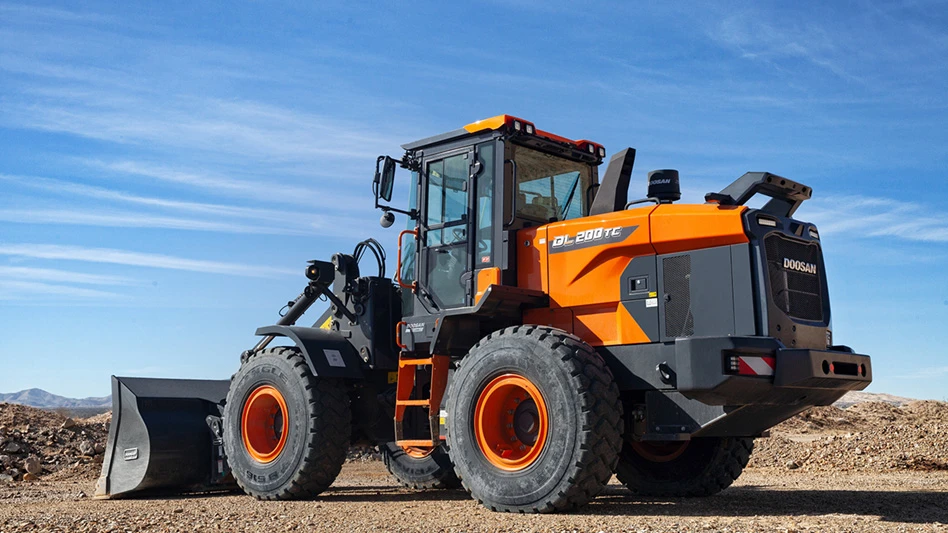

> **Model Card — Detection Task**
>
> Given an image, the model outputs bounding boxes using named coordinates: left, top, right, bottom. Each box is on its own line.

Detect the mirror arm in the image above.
left=379, top=205, right=418, bottom=219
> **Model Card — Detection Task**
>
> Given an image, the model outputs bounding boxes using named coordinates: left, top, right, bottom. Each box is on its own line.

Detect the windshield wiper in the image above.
left=560, top=174, right=581, bottom=219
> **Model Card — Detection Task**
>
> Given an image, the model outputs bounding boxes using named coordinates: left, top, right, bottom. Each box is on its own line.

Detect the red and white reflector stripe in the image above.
left=737, top=356, right=776, bottom=376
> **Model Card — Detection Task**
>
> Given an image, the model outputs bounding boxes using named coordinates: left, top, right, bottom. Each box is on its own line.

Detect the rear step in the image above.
left=95, top=376, right=236, bottom=499
left=393, top=354, right=448, bottom=448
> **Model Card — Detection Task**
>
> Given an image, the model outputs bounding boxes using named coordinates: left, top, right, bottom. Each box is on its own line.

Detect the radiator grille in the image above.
left=764, top=234, right=824, bottom=322
left=663, top=255, right=694, bottom=338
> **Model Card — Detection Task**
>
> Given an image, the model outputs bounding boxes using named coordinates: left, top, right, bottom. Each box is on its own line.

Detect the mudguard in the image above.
left=255, top=325, right=364, bottom=379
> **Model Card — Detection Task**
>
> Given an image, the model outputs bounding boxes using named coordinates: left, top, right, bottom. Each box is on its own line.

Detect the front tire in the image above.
left=615, top=437, right=753, bottom=497
left=446, top=326, right=623, bottom=513
left=223, top=346, right=351, bottom=500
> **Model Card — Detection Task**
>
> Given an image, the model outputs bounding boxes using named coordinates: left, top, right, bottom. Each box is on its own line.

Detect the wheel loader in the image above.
left=96, top=115, right=872, bottom=512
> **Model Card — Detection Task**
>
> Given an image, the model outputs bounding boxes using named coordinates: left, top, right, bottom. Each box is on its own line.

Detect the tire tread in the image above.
left=449, top=326, right=623, bottom=513
left=226, top=346, right=350, bottom=500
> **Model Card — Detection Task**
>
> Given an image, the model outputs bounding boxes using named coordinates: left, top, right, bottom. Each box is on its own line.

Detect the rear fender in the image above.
left=255, top=325, right=364, bottom=379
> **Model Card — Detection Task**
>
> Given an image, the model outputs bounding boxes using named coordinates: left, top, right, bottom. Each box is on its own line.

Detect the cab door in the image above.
left=420, top=149, right=474, bottom=309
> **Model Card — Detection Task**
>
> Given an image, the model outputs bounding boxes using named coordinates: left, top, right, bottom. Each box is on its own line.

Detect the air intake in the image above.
left=648, top=169, right=681, bottom=203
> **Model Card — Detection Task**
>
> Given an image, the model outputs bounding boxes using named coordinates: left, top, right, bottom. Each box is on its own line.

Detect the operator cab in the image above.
left=374, top=115, right=605, bottom=322
left=374, top=115, right=606, bottom=314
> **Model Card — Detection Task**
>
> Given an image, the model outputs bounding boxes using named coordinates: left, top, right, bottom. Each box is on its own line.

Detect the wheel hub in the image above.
left=473, top=374, right=548, bottom=471
left=241, top=385, right=289, bottom=463
left=513, top=399, right=539, bottom=445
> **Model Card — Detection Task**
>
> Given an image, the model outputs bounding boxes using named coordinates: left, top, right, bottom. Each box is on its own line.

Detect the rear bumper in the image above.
left=674, top=336, right=871, bottom=406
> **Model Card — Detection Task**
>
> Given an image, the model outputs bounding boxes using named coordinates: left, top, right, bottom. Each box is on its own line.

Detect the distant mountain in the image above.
left=833, top=390, right=915, bottom=409
left=0, top=388, right=111, bottom=408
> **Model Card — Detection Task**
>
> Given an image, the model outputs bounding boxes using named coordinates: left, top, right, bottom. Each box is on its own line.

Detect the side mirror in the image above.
left=375, top=156, right=396, bottom=202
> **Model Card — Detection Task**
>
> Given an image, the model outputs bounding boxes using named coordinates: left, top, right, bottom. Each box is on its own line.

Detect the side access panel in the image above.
left=657, top=243, right=757, bottom=342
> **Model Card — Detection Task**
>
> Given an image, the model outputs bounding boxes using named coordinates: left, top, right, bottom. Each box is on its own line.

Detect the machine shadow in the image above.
left=317, top=486, right=471, bottom=503
left=121, top=482, right=946, bottom=525
left=586, top=484, right=948, bottom=524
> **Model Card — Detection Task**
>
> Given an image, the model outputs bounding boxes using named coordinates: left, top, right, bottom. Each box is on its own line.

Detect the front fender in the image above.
left=255, top=326, right=364, bottom=380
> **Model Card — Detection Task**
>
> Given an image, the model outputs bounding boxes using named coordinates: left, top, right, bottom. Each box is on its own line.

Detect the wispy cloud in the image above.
left=710, top=11, right=862, bottom=83
left=0, top=208, right=316, bottom=236
left=807, top=195, right=948, bottom=243
left=82, top=161, right=366, bottom=209
left=0, top=66, right=400, bottom=168
left=0, top=279, right=122, bottom=300
left=0, top=265, right=138, bottom=286
left=0, top=3, right=114, bottom=24
left=894, top=366, right=948, bottom=380
left=0, top=173, right=326, bottom=222
left=0, top=244, right=296, bottom=278
left=0, top=173, right=373, bottom=238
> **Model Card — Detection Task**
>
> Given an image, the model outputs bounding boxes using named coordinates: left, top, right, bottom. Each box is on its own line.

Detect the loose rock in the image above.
left=3, top=441, right=22, bottom=454
left=78, top=441, right=96, bottom=457
left=24, top=456, right=42, bottom=475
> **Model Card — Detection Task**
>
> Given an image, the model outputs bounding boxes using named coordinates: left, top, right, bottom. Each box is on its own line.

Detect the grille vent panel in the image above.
left=764, top=234, right=824, bottom=322
left=663, top=255, right=694, bottom=338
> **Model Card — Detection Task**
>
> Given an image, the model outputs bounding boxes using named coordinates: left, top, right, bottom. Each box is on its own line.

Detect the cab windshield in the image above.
left=512, top=144, right=593, bottom=222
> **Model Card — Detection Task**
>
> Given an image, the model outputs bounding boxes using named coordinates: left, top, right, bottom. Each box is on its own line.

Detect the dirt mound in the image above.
left=0, top=403, right=110, bottom=483
left=771, top=405, right=865, bottom=433
left=750, top=400, right=948, bottom=472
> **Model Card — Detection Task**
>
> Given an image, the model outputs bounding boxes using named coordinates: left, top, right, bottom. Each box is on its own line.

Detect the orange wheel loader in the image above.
left=96, top=115, right=871, bottom=512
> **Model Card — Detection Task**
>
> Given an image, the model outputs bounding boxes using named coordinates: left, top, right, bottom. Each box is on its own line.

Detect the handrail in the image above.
left=395, top=229, right=418, bottom=290
left=395, top=320, right=408, bottom=350
left=504, top=159, right=518, bottom=227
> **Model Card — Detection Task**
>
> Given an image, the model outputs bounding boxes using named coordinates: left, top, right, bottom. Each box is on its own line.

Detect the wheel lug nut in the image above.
left=519, top=445, right=526, bottom=451
left=507, top=410, right=514, bottom=415
left=510, top=436, right=517, bottom=442
left=513, top=398, right=520, bottom=404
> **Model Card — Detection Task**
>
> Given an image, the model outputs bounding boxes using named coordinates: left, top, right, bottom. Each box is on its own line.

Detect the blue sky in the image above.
left=1, top=1, right=946, bottom=400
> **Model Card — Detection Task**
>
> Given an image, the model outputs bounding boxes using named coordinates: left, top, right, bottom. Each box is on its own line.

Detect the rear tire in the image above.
left=224, top=346, right=351, bottom=500
left=615, top=437, right=753, bottom=497
left=380, top=442, right=461, bottom=489
left=446, top=326, right=622, bottom=513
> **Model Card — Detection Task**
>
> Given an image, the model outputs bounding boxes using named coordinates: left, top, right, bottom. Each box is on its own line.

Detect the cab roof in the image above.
left=401, top=114, right=606, bottom=162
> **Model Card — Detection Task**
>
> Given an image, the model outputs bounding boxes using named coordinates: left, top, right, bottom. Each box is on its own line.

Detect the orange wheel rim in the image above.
left=631, top=440, right=689, bottom=463
left=402, top=445, right=436, bottom=459
left=474, top=374, right=548, bottom=471
left=241, top=385, right=289, bottom=463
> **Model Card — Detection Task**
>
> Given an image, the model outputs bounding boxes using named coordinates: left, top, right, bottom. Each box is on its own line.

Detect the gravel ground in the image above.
left=1, top=463, right=946, bottom=532
left=1, top=398, right=946, bottom=532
